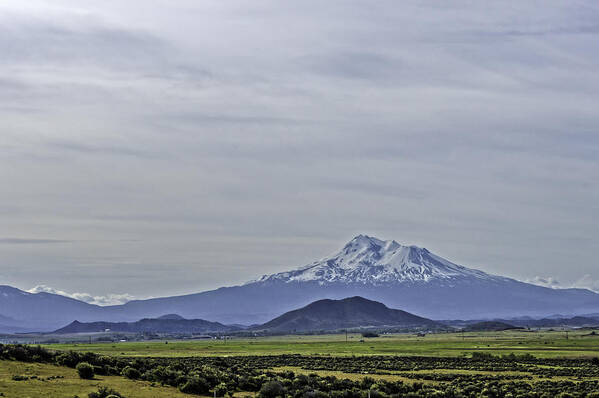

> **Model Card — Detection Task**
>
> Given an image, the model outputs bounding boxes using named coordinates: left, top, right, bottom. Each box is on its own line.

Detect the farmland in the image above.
left=41, top=330, right=599, bottom=358
left=0, top=330, right=598, bottom=397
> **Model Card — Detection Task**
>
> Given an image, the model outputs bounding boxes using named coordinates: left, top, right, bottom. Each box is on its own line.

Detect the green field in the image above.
left=0, top=360, right=196, bottom=398
left=2, top=330, right=599, bottom=397
left=41, top=330, right=599, bottom=358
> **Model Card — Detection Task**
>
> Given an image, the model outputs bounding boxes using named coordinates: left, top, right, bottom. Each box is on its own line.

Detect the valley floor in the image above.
left=41, top=330, right=599, bottom=358
left=1, top=331, right=598, bottom=397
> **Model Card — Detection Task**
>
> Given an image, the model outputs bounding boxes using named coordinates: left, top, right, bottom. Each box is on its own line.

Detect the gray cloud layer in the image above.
left=0, top=1, right=598, bottom=299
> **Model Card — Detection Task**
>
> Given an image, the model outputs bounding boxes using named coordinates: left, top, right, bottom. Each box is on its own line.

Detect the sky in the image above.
left=1, top=1, right=598, bottom=305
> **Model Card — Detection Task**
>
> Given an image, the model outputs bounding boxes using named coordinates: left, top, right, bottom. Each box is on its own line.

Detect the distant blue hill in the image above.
left=52, top=316, right=237, bottom=334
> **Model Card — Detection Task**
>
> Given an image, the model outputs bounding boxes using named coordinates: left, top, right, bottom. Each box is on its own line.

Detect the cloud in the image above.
left=526, top=276, right=562, bottom=289
left=27, top=285, right=135, bottom=305
left=0, top=10, right=176, bottom=75
left=0, top=238, right=70, bottom=244
left=572, top=274, right=599, bottom=293
left=0, top=0, right=598, bottom=299
left=526, top=275, right=599, bottom=293
left=299, top=51, right=398, bottom=81
left=46, top=140, right=160, bottom=159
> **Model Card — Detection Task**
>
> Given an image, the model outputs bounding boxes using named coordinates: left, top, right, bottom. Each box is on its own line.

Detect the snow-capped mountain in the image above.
left=254, top=235, right=507, bottom=285
left=3, top=235, right=599, bottom=330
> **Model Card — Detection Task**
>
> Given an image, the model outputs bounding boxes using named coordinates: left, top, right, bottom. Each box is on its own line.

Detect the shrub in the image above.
left=259, top=381, right=284, bottom=398
left=214, top=382, right=228, bottom=397
left=361, top=332, right=379, bottom=338
left=121, top=366, right=141, bottom=380
left=76, top=362, right=94, bottom=379
left=88, top=386, right=123, bottom=398
left=179, top=376, right=210, bottom=395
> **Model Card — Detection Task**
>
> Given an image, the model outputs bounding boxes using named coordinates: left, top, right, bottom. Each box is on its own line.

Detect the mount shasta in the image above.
left=2, top=235, right=599, bottom=331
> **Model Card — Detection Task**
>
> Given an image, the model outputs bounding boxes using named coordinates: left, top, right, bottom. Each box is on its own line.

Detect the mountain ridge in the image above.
left=2, top=235, right=599, bottom=330
left=52, top=316, right=238, bottom=334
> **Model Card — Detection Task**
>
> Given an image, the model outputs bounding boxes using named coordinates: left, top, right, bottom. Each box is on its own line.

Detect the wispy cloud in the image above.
left=27, top=285, right=136, bottom=305
left=46, top=140, right=160, bottom=159
left=525, top=276, right=562, bottom=289
left=0, top=238, right=70, bottom=244
left=0, top=10, right=175, bottom=74
left=572, top=274, right=599, bottom=293
left=526, top=275, right=599, bottom=293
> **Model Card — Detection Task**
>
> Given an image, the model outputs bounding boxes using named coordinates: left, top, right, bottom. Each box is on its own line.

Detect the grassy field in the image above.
left=41, top=330, right=599, bottom=358
left=2, top=331, right=599, bottom=397
left=0, top=360, right=193, bottom=398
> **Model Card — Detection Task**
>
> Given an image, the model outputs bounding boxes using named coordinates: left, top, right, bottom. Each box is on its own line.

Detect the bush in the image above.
left=121, top=366, right=141, bottom=380
left=361, top=332, right=379, bottom=338
left=76, top=362, right=94, bottom=379
left=259, top=381, right=284, bottom=398
left=88, top=386, right=123, bottom=398
left=179, top=376, right=210, bottom=395
left=214, top=382, right=228, bottom=397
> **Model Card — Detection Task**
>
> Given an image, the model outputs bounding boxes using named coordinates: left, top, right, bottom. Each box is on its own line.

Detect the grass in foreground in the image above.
left=0, top=360, right=191, bottom=398
left=2, top=340, right=599, bottom=398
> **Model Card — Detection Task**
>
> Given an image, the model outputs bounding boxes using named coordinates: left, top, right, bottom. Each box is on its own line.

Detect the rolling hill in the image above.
left=254, top=296, right=439, bottom=332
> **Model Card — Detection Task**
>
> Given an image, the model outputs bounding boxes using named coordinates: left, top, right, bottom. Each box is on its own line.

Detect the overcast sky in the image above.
left=1, top=0, right=598, bottom=304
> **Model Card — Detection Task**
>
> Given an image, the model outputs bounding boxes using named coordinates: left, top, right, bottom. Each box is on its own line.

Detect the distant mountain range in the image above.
left=443, top=315, right=599, bottom=329
left=52, top=297, right=437, bottom=335
left=255, top=296, right=439, bottom=333
left=2, top=235, right=599, bottom=332
left=53, top=315, right=237, bottom=334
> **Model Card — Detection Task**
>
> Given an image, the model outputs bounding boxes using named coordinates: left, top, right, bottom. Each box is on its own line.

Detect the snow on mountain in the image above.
left=253, top=235, right=510, bottom=285
left=3, top=235, right=599, bottom=328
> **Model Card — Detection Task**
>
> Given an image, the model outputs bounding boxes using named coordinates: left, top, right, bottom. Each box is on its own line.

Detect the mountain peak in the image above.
left=254, top=235, right=502, bottom=286
left=346, top=234, right=383, bottom=246
left=345, top=235, right=430, bottom=254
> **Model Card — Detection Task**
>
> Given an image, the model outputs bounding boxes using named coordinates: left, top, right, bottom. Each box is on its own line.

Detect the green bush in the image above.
left=361, top=332, right=379, bottom=338
left=259, top=381, right=284, bottom=398
left=179, top=376, right=210, bottom=395
left=121, top=366, right=141, bottom=380
left=76, top=362, right=94, bottom=379
left=214, top=382, right=228, bottom=397
left=88, top=386, right=123, bottom=398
